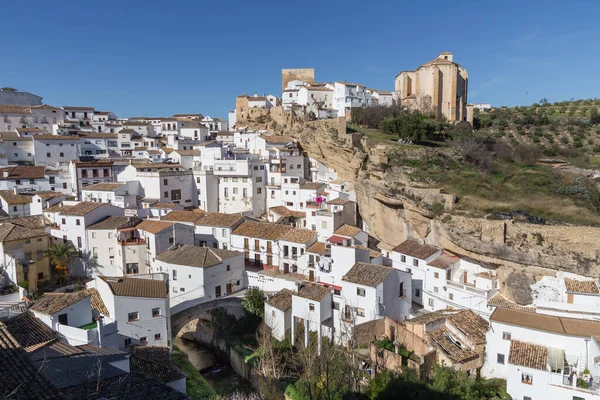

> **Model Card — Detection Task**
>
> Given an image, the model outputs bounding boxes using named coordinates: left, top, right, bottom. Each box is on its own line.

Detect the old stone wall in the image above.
left=281, top=68, right=314, bottom=92
left=354, top=318, right=386, bottom=346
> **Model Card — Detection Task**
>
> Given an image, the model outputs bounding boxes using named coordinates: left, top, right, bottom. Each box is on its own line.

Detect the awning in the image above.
left=326, top=235, right=346, bottom=244
left=548, top=348, right=565, bottom=370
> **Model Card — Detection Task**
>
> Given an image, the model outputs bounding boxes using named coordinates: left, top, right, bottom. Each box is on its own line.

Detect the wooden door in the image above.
left=226, top=283, right=232, bottom=294
left=244, top=238, right=249, bottom=250
left=567, top=293, right=574, bottom=304
left=267, top=241, right=272, bottom=254
left=309, top=270, right=315, bottom=282
left=215, top=286, right=222, bottom=298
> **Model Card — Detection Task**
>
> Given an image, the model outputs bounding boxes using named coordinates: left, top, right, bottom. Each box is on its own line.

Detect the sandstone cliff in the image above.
left=237, top=109, right=600, bottom=303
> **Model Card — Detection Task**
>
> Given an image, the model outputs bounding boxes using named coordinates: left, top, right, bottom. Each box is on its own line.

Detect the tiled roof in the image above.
left=0, top=104, right=32, bottom=114
left=61, top=372, right=189, bottom=400
left=353, top=245, right=382, bottom=258
left=0, top=325, right=64, bottom=399
left=36, top=190, right=64, bottom=199
left=31, top=291, right=91, bottom=316
left=0, top=166, right=46, bottom=180
left=0, top=190, right=32, bottom=205
left=446, top=310, right=489, bottom=345
left=134, top=346, right=172, bottom=365
left=333, top=224, right=362, bottom=237
left=80, top=132, right=118, bottom=138
left=564, top=278, right=599, bottom=294
left=131, top=163, right=182, bottom=170
left=156, top=245, right=241, bottom=268
left=136, top=219, right=174, bottom=234
left=153, top=202, right=179, bottom=209
left=266, top=289, right=294, bottom=311
left=174, top=149, right=201, bottom=156
left=280, top=227, right=316, bottom=244
left=300, top=182, right=323, bottom=190
left=1, top=312, right=59, bottom=352
left=392, top=239, right=439, bottom=259
left=87, top=288, right=109, bottom=316
left=81, top=182, right=125, bottom=192
left=63, top=106, right=94, bottom=111
left=196, top=212, right=245, bottom=228
left=33, top=134, right=80, bottom=141
left=88, top=216, right=138, bottom=230
left=327, top=197, right=351, bottom=205
left=307, top=241, right=328, bottom=255
left=509, top=340, right=548, bottom=370
left=163, top=210, right=206, bottom=223
left=54, top=201, right=106, bottom=216
left=428, top=252, right=460, bottom=270
left=342, top=262, right=394, bottom=287
left=427, top=328, right=479, bottom=363
left=0, top=131, right=33, bottom=141
left=101, top=276, right=168, bottom=299
left=16, top=127, right=42, bottom=132
left=269, top=205, right=306, bottom=219
left=487, top=293, right=537, bottom=312
left=297, top=282, right=331, bottom=302
left=490, top=307, right=600, bottom=337
left=233, top=221, right=292, bottom=240
left=130, top=356, right=186, bottom=383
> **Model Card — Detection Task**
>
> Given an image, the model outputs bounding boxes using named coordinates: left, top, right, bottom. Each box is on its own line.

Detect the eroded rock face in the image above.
left=505, top=272, right=535, bottom=305
left=238, top=110, right=600, bottom=300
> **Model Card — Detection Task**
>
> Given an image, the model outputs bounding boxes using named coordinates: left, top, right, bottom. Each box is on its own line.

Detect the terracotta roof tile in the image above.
left=427, top=328, right=479, bottom=363
left=343, top=262, right=394, bottom=287
left=307, top=241, right=328, bottom=255
left=54, top=201, right=106, bottom=216
left=87, top=288, right=109, bottom=316
left=36, top=191, right=64, bottom=199
left=1, top=312, right=59, bottom=352
left=81, top=182, right=125, bottom=192
left=428, top=252, right=460, bottom=270
left=101, top=276, right=168, bottom=299
left=88, top=216, right=139, bottom=230
left=300, top=182, right=323, bottom=190
left=509, top=340, right=547, bottom=370
left=266, top=289, right=294, bottom=311
left=326, top=197, right=352, bottom=205
left=31, top=291, right=91, bottom=316
left=136, top=219, right=174, bottom=234
left=0, top=166, right=46, bottom=180
left=33, top=134, right=80, bottom=141
left=130, top=356, right=186, bottom=383
left=233, top=221, right=292, bottom=240
left=156, top=245, right=241, bottom=268
left=296, top=282, right=331, bottom=302
left=392, top=239, right=439, bottom=260
left=163, top=210, right=206, bottom=223
left=279, top=228, right=316, bottom=244
left=0, top=190, right=32, bottom=205
left=564, top=278, right=599, bottom=294
left=269, top=206, right=306, bottom=219
left=333, top=224, right=362, bottom=237
left=196, top=212, right=245, bottom=228
left=0, top=104, right=31, bottom=114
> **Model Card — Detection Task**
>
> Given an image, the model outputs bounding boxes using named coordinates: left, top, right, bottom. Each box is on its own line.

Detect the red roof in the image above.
left=326, top=235, right=346, bottom=244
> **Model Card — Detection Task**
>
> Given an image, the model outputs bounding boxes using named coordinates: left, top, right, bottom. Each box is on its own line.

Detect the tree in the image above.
left=256, top=322, right=289, bottom=380
left=380, top=111, right=435, bottom=142
left=590, top=108, right=600, bottom=125
left=243, top=287, right=265, bottom=318
left=45, top=242, right=78, bottom=282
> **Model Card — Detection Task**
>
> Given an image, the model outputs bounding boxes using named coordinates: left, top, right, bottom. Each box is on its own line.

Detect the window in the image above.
left=128, top=312, right=139, bottom=322
left=172, top=270, right=177, bottom=281
left=434, top=272, right=439, bottom=279
left=400, top=255, right=406, bottom=263
left=77, top=237, right=82, bottom=248
left=108, top=232, right=113, bottom=239
left=415, top=288, right=420, bottom=297
left=333, top=302, right=339, bottom=310
left=125, top=338, right=131, bottom=346
left=309, top=303, right=315, bottom=312
left=126, top=263, right=139, bottom=274
left=502, top=332, right=511, bottom=341
left=76, top=219, right=80, bottom=226
left=152, top=308, right=161, bottom=317
left=357, top=288, right=366, bottom=297
left=154, top=333, right=161, bottom=340
left=140, top=337, right=147, bottom=343
left=169, top=237, right=174, bottom=244
left=62, top=182, right=67, bottom=189
left=356, top=308, right=365, bottom=317
left=406, top=268, right=412, bottom=274
left=497, top=354, right=505, bottom=364
left=428, top=298, right=434, bottom=307
left=233, top=187, right=238, bottom=194
left=37, top=272, right=44, bottom=280
left=226, top=265, right=230, bottom=271
left=92, top=247, right=98, bottom=258
left=434, top=287, right=439, bottom=293
left=164, top=191, right=169, bottom=198
left=243, top=188, right=248, bottom=198
left=92, top=232, right=97, bottom=239
left=449, top=293, right=454, bottom=300
left=171, top=189, right=181, bottom=201
left=224, top=188, right=229, bottom=197
left=46, top=152, right=51, bottom=157
left=413, top=259, right=419, bottom=267
left=163, top=179, right=168, bottom=185
left=256, top=177, right=262, bottom=183
left=257, top=187, right=262, bottom=194
left=29, top=179, right=35, bottom=184
left=12, top=206, right=17, bottom=212
left=399, top=282, right=405, bottom=298
left=521, top=373, right=533, bottom=385
left=60, top=152, right=64, bottom=157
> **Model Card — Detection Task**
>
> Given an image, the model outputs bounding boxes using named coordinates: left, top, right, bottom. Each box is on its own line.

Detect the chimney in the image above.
left=2, top=170, right=8, bottom=178
left=12, top=187, right=18, bottom=195
left=95, top=315, right=104, bottom=347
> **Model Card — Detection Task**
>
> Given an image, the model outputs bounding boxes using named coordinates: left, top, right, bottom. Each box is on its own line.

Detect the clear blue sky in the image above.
left=2, top=0, right=599, bottom=119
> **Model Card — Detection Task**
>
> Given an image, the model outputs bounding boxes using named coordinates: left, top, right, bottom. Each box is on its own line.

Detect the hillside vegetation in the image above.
left=350, top=100, right=600, bottom=226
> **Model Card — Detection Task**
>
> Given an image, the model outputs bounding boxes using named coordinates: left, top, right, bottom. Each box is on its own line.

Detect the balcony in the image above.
left=306, top=201, right=323, bottom=209
left=118, top=238, right=146, bottom=246
left=446, top=280, right=488, bottom=296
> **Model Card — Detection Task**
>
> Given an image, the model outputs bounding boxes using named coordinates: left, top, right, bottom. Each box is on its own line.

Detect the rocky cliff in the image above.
left=237, top=109, right=600, bottom=303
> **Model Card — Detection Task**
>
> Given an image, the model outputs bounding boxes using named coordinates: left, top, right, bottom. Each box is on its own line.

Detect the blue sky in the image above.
left=2, top=0, right=599, bottom=119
